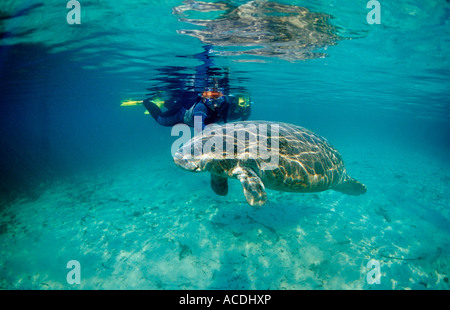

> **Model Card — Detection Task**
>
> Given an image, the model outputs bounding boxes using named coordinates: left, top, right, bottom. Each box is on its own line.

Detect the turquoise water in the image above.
left=0, top=0, right=449, bottom=289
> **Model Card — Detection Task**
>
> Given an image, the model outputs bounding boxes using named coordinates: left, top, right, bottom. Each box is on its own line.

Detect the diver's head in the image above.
left=202, top=90, right=224, bottom=110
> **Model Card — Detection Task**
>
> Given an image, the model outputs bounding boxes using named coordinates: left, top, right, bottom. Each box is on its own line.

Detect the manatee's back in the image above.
left=258, top=122, right=347, bottom=192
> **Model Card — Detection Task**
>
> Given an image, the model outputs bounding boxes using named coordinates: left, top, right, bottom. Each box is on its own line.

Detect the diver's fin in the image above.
left=210, top=174, right=228, bottom=196
left=333, top=176, right=367, bottom=196
left=120, top=99, right=143, bottom=106
left=232, top=167, right=267, bottom=206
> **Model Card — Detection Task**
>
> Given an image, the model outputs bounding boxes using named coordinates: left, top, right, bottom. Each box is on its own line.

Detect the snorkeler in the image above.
left=143, top=88, right=251, bottom=132
left=139, top=45, right=251, bottom=131
left=121, top=45, right=252, bottom=131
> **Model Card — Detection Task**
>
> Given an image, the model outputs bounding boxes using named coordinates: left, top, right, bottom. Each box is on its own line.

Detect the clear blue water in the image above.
left=0, top=0, right=449, bottom=289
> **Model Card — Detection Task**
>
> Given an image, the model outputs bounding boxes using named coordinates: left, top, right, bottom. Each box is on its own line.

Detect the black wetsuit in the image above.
left=143, top=45, right=250, bottom=131
left=144, top=95, right=230, bottom=132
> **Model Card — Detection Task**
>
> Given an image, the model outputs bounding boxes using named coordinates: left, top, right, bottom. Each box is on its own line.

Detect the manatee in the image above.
left=173, top=121, right=366, bottom=206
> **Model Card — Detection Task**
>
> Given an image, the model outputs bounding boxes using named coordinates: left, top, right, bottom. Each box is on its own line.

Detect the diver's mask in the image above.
left=202, top=91, right=224, bottom=110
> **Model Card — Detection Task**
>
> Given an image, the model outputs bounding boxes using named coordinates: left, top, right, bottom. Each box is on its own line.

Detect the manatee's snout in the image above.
left=173, top=151, right=199, bottom=171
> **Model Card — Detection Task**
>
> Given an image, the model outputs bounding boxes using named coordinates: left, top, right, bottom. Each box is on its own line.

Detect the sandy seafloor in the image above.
left=1, top=143, right=449, bottom=290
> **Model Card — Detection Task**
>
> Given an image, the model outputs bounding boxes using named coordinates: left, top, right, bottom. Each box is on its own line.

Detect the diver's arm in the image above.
left=241, top=103, right=251, bottom=121
left=193, top=103, right=208, bottom=132
left=222, top=97, right=230, bottom=123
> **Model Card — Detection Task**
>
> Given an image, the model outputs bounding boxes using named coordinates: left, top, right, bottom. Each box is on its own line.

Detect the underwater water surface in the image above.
left=0, top=0, right=449, bottom=290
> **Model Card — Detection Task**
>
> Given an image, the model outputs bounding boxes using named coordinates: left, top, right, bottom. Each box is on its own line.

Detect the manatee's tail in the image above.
left=333, top=176, right=367, bottom=196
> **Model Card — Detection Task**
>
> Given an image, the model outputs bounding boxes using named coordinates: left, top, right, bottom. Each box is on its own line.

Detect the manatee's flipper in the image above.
left=333, top=176, right=367, bottom=196
left=210, top=174, right=228, bottom=196
left=232, top=167, right=267, bottom=206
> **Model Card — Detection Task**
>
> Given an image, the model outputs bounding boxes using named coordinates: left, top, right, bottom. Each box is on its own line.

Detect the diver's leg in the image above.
left=142, top=99, right=162, bottom=120
left=156, top=109, right=186, bottom=126
left=144, top=101, right=186, bottom=127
